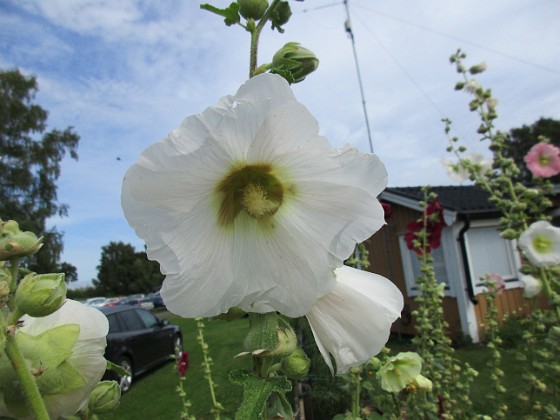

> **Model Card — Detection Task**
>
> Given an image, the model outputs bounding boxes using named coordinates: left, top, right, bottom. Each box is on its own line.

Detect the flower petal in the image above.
left=518, top=220, right=560, bottom=267
left=306, top=266, right=403, bottom=374
left=122, top=73, right=390, bottom=318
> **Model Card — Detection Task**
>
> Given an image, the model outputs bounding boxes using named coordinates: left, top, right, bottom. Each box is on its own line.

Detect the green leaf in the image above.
left=229, top=370, right=291, bottom=420
left=200, top=3, right=241, bottom=26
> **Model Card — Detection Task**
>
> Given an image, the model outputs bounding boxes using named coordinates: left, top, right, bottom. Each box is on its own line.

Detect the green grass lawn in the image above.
left=99, top=317, right=545, bottom=419
left=100, top=316, right=250, bottom=419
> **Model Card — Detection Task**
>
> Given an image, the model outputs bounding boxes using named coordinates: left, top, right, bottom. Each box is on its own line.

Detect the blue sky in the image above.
left=1, top=0, right=559, bottom=287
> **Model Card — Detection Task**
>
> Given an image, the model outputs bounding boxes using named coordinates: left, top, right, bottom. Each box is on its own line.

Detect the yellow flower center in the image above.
left=216, top=164, right=284, bottom=227
left=241, top=183, right=280, bottom=218
left=537, top=154, right=551, bottom=167
left=532, top=234, right=552, bottom=254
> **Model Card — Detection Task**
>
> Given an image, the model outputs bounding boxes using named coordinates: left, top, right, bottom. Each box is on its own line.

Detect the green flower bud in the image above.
left=378, top=352, right=423, bottom=393
left=368, top=357, right=381, bottom=371
left=270, top=1, right=291, bottom=32
left=469, top=62, right=487, bottom=74
left=15, top=273, right=67, bottom=317
left=88, top=381, right=121, bottom=413
left=0, top=220, right=43, bottom=261
left=271, top=42, right=319, bottom=83
left=237, top=0, right=268, bottom=20
left=411, top=374, right=432, bottom=392
left=500, top=229, right=518, bottom=240
left=281, top=347, right=310, bottom=380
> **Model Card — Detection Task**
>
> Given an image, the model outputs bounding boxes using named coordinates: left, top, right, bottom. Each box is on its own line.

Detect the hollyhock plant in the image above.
left=122, top=73, right=388, bottom=318
left=0, top=299, right=109, bottom=419
left=405, top=200, right=446, bottom=256
left=524, top=142, right=560, bottom=178
left=518, top=221, right=560, bottom=267
left=305, top=265, right=403, bottom=374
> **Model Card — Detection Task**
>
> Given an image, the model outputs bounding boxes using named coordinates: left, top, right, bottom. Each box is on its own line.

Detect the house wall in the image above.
left=365, top=204, right=463, bottom=338
left=367, top=201, right=551, bottom=342
left=474, top=289, right=549, bottom=340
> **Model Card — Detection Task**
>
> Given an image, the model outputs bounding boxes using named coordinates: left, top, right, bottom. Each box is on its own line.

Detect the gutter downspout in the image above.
left=458, top=214, right=478, bottom=304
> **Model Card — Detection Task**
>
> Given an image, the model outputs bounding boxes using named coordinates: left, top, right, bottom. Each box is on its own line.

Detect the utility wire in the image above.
left=352, top=12, right=448, bottom=120
left=350, top=2, right=560, bottom=76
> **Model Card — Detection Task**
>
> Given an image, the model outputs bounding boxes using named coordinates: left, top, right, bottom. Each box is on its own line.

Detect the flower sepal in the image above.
left=245, top=314, right=297, bottom=358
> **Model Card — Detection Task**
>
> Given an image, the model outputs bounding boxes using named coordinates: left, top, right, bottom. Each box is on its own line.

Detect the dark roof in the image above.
left=383, top=185, right=499, bottom=215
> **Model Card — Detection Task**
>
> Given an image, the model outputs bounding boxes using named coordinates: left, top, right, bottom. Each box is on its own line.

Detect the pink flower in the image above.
left=177, top=351, right=189, bottom=377
left=487, top=273, right=506, bottom=295
left=524, top=142, right=560, bottom=178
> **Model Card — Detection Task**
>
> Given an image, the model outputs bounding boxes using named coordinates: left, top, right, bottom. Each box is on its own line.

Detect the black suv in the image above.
left=98, top=305, right=182, bottom=392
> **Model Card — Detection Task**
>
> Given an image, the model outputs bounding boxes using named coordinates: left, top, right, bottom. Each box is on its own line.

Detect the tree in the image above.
left=0, top=69, right=79, bottom=281
left=504, top=117, right=560, bottom=184
left=93, top=241, right=164, bottom=295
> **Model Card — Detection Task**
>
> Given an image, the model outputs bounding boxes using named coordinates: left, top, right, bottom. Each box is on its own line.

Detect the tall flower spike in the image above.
left=122, top=73, right=388, bottom=318
left=306, top=266, right=403, bottom=374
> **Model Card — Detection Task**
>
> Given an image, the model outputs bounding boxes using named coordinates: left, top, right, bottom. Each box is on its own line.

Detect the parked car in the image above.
left=99, top=297, right=123, bottom=307
left=117, top=295, right=154, bottom=310
left=85, top=297, right=106, bottom=307
left=147, top=291, right=165, bottom=308
left=98, top=306, right=182, bottom=392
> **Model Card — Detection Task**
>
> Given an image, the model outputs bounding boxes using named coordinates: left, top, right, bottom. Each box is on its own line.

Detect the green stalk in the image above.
left=539, top=267, right=560, bottom=322
left=249, top=0, right=282, bottom=77
left=4, top=335, right=50, bottom=420
left=351, top=371, right=361, bottom=418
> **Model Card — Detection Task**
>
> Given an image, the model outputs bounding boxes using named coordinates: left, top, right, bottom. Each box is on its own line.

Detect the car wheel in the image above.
left=117, top=356, right=133, bottom=393
left=173, top=335, right=183, bottom=359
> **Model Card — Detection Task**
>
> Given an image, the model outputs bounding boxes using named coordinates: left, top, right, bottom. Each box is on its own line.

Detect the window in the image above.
left=106, top=314, right=122, bottom=333
left=399, top=230, right=451, bottom=297
left=136, top=309, right=159, bottom=329
left=464, top=224, right=520, bottom=291
left=119, top=309, right=145, bottom=332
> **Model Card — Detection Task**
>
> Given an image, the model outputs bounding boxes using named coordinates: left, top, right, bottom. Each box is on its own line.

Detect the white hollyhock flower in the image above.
left=520, top=274, right=542, bottom=298
left=518, top=221, right=560, bottom=267
left=0, top=299, right=109, bottom=419
left=122, top=73, right=388, bottom=318
left=306, top=266, right=403, bottom=374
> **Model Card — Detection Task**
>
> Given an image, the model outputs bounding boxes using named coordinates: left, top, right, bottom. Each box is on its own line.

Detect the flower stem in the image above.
left=196, top=318, right=222, bottom=418
left=249, top=0, right=282, bottom=77
left=351, top=370, right=361, bottom=418
left=4, top=335, right=50, bottom=420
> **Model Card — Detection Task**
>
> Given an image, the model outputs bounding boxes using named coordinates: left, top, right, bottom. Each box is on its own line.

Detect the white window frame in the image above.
left=398, top=227, right=454, bottom=297
left=463, top=219, right=522, bottom=293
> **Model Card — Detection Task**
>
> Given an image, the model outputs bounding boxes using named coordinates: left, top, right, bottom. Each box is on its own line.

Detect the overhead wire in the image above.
left=350, top=2, right=560, bottom=76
